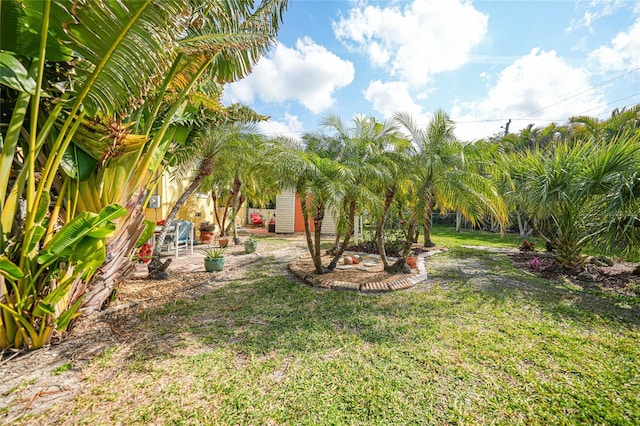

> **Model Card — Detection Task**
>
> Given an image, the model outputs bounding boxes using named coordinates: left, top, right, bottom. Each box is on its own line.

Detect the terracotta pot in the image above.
left=406, top=256, right=418, bottom=269
left=218, top=239, right=229, bottom=248
left=200, top=231, right=214, bottom=243
left=343, top=256, right=353, bottom=265
left=352, top=255, right=362, bottom=264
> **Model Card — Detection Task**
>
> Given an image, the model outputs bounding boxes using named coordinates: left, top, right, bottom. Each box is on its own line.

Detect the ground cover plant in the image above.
left=3, top=233, right=637, bottom=425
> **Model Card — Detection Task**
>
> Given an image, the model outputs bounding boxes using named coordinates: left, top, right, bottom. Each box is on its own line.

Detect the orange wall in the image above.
left=294, top=194, right=315, bottom=232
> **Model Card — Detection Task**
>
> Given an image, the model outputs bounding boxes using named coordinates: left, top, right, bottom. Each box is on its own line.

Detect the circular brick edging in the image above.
left=288, top=252, right=434, bottom=293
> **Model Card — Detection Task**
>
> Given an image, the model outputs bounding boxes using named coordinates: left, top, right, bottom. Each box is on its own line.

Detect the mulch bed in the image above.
left=508, top=251, right=640, bottom=298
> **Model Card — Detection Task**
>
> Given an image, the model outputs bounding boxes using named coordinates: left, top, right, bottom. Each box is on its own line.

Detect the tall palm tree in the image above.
left=394, top=110, right=507, bottom=251
left=148, top=122, right=264, bottom=278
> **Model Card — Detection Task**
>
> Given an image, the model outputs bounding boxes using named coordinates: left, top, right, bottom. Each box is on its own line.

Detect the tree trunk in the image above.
left=148, top=158, right=214, bottom=279
left=300, top=194, right=325, bottom=274
left=312, top=202, right=326, bottom=274
left=212, top=191, right=222, bottom=233
left=327, top=199, right=348, bottom=254
left=456, top=211, right=462, bottom=232
left=82, top=189, right=146, bottom=314
left=423, top=200, right=436, bottom=248
left=386, top=216, right=416, bottom=274
left=220, top=193, right=233, bottom=237
left=229, top=177, right=242, bottom=245
left=327, top=199, right=356, bottom=270
left=376, top=187, right=395, bottom=270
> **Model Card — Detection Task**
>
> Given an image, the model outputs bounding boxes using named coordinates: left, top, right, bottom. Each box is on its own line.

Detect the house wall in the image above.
left=276, top=190, right=336, bottom=235
left=145, top=169, right=246, bottom=234
left=275, top=189, right=295, bottom=233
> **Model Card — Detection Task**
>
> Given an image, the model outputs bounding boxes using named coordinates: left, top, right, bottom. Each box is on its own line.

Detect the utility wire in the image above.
left=523, top=66, right=640, bottom=117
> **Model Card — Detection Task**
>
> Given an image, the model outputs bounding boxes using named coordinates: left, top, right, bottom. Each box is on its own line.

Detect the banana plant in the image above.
left=0, top=203, right=127, bottom=349
left=0, top=0, right=288, bottom=347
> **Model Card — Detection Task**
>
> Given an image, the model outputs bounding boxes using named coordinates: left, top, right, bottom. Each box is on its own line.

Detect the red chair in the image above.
left=249, top=213, right=264, bottom=227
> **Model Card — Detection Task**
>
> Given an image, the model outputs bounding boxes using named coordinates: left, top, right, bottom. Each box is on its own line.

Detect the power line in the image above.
left=523, top=66, right=640, bottom=118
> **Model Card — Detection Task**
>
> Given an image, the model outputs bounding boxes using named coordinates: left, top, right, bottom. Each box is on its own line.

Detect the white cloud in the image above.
left=589, top=18, right=640, bottom=73
left=363, top=80, right=422, bottom=118
left=567, top=0, right=627, bottom=33
left=452, top=48, right=607, bottom=141
left=363, top=80, right=432, bottom=127
left=224, top=37, right=355, bottom=114
left=258, top=113, right=305, bottom=140
left=333, top=0, right=488, bottom=87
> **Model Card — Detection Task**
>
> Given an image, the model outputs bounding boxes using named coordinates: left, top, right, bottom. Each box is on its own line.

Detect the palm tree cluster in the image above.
left=272, top=111, right=507, bottom=275
left=498, top=106, right=640, bottom=269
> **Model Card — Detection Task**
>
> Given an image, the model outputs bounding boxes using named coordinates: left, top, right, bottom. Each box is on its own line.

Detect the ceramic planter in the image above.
left=244, top=240, right=258, bottom=253
left=205, top=257, right=225, bottom=272
left=406, top=256, right=418, bottom=269
left=200, top=231, right=214, bottom=243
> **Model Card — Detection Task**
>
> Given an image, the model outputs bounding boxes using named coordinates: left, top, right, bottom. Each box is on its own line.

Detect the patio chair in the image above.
left=249, top=213, right=264, bottom=227
left=163, top=220, right=194, bottom=258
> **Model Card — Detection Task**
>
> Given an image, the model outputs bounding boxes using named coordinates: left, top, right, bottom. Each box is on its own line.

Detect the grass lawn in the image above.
left=44, top=229, right=639, bottom=424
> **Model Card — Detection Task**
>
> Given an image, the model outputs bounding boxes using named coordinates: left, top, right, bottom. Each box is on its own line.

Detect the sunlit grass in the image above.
left=37, top=240, right=638, bottom=425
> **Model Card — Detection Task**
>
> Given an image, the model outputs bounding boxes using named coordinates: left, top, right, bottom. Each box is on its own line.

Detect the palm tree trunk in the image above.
left=300, top=194, right=324, bottom=274
left=327, top=199, right=356, bottom=270
left=376, top=187, right=395, bottom=269
left=212, top=191, right=222, bottom=233
left=423, top=193, right=436, bottom=247
left=83, top=189, right=146, bottom=314
left=386, top=216, right=416, bottom=274
left=229, top=177, right=242, bottom=244
left=327, top=199, right=348, bottom=254
left=220, top=194, right=233, bottom=237
left=456, top=210, right=462, bottom=232
left=312, top=202, right=326, bottom=274
left=148, top=158, right=214, bottom=279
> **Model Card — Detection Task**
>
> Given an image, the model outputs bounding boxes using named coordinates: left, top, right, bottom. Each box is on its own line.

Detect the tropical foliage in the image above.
left=0, top=0, right=287, bottom=349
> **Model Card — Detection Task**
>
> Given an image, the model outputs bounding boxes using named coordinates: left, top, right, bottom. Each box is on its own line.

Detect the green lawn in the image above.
left=42, top=231, right=639, bottom=424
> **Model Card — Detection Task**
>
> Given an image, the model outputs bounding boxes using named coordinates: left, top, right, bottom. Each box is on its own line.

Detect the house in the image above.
left=144, top=171, right=246, bottom=234
left=275, top=189, right=336, bottom=235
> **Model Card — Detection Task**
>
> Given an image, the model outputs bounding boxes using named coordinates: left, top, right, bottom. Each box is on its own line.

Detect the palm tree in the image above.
left=512, top=128, right=640, bottom=269
left=393, top=110, right=507, bottom=253
left=148, top=122, right=264, bottom=278
left=0, top=0, right=288, bottom=348
left=310, top=115, right=399, bottom=271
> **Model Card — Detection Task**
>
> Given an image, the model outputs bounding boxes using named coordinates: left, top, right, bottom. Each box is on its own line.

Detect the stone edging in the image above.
left=288, top=252, right=438, bottom=293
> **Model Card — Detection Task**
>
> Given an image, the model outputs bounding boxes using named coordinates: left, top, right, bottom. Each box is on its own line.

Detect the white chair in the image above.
left=163, top=220, right=194, bottom=258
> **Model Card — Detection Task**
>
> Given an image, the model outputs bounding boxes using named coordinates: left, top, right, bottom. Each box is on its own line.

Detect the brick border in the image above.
left=288, top=252, right=432, bottom=293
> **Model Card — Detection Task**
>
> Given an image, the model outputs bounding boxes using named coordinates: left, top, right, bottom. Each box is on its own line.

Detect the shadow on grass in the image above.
left=116, top=249, right=638, bottom=367
left=432, top=247, right=640, bottom=326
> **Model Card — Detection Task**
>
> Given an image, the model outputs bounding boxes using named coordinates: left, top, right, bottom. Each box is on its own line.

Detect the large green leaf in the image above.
left=0, top=52, right=37, bottom=94
left=55, top=297, right=83, bottom=331
left=0, top=0, right=73, bottom=61
left=64, top=0, right=186, bottom=117
left=0, top=256, right=23, bottom=281
left=61, top=144, right=97, bottom=181
left=136, top=220, right=156, bottom=247
left=38, top=204, right=127, bottom=264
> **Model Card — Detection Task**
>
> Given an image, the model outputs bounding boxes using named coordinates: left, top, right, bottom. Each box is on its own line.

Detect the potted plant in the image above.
left=244, top=233, right=258, bottom=253
left=199, top=221, right=216, bottom=243
left=406, top=250, right=418, bottom=269
left=203, top=246, right=226, bottom=272
left=218, top=237, right=229, bottom=248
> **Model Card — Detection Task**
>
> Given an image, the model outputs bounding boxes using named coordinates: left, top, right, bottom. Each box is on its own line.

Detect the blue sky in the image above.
left=224, top=0, right=640, bottom=141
